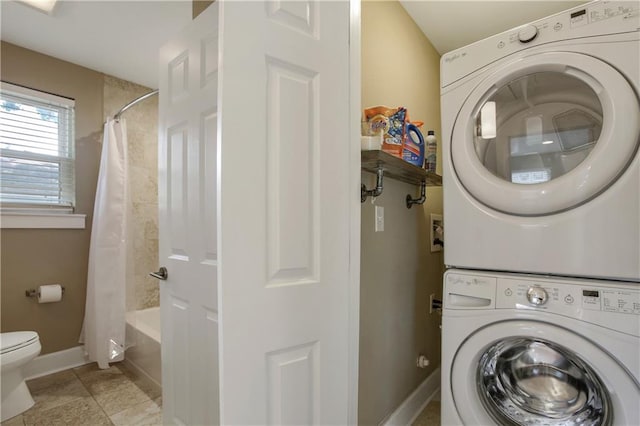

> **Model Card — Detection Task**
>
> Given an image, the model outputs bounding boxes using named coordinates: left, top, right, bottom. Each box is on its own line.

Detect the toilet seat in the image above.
left=1, top=332, right=39, bottom=354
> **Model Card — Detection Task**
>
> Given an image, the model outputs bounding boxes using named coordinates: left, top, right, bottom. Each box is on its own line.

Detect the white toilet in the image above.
left=0, top=331, right=41, bottom=421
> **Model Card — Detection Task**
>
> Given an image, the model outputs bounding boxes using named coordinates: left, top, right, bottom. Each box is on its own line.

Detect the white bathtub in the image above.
left=125, top=307, right=161, bottom=387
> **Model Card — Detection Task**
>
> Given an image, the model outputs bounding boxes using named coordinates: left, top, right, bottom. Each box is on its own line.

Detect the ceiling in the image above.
left=1, top=1, right=589, bottom=89
left=0, top=1, right=192, bottom=89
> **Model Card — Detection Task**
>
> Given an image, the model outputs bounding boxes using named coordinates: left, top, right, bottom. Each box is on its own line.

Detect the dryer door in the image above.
left=450, top=320, right=640, bottom=426
left=451, top=52, right=640, bottom=216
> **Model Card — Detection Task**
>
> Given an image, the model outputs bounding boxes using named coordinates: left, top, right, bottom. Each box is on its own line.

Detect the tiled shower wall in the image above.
left=103, top=75, right=159, bottom=310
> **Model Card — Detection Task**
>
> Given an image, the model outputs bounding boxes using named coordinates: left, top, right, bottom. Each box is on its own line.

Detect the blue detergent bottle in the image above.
left=402, top=123, right=425, bottom=167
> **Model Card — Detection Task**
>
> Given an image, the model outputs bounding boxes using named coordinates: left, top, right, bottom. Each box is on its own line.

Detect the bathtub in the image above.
left=125, top=307, right=161, bottom=387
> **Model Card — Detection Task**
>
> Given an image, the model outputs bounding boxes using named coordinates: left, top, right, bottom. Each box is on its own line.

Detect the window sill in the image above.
left=1, top=213, right=86, bottom=229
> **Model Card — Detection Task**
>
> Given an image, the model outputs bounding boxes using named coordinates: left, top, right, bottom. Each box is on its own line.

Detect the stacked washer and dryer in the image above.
left=438, top=1, right=640, bottom=425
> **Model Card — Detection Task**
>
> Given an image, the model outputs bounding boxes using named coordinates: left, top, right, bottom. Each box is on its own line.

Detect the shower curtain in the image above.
left=80, top=118, right=130, bottom=369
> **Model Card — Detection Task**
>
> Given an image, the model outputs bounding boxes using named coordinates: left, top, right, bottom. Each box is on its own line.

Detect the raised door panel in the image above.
left=159, top=3, right=220, bottom=425
left=267, top=342, right=319, bottom=424
left=266, top=59, right=319, bottom=286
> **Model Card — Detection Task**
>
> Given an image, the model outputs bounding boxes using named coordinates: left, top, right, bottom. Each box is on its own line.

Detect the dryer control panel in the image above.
left=441, top=0, right=640, bottom=88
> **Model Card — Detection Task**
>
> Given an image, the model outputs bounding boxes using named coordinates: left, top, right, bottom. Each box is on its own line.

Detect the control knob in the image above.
left=518, top=25, right=538, bottom=43
left=526, top=286, right=548, bottom=306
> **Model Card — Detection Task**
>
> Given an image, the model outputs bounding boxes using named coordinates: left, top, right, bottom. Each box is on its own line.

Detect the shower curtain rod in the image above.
left=113, top=89, right=159, bottom=121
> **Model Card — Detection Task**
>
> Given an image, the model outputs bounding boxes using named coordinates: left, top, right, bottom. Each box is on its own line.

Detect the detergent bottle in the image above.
left=402, top=123, right=425, bottom=167
left=425, top=130, right=437, bottom=173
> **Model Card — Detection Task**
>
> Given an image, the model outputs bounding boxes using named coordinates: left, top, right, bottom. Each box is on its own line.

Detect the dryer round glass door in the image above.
left=451, top=52, right=640, bottom=216
left=449, top=320, right=640, bottom=426
left=475, top=72, right=602, bottom=185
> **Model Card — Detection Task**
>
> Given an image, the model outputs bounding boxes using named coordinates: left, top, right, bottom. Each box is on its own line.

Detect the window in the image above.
left=0, top=82, right=75, bottom=211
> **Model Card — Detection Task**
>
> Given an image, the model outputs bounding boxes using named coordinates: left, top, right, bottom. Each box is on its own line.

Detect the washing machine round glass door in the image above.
left=450, top=320, right=640, bottom=426
left=451, top=52, right=640, bottom=216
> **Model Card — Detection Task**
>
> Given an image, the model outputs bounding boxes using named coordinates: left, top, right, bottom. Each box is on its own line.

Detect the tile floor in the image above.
left=412, top=392, right=441, bottom=426
left=2, top=362, right=162, bottom=426
left=4, top=364, right=441, bottom=426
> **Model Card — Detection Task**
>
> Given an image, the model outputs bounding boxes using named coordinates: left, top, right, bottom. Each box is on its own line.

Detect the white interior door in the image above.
left=158, top=4, right=220, bottom=425
left=159, top=1, right=357, bottom=424
left=217, top=1, right=354, bottom=424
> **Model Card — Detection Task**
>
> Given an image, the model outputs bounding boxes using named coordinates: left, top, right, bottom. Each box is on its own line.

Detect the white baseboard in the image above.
left=380, top=367, right=441, bottom=426
left=24, top=345, right=90, bottom=380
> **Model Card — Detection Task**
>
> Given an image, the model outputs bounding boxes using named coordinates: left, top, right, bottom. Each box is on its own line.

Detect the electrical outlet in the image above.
left=375, top=206, right=384, bottom=232
left=429, top=293, right=435, bottom=314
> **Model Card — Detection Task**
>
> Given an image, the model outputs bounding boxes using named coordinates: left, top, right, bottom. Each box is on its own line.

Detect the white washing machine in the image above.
left=440, top=1, right=640, bottom=281
left=441, top=269, right=640, bottom=425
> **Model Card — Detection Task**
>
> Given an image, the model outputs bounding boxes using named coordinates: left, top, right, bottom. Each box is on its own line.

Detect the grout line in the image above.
left=114, top=363, right=162, bottom=403
left=71, top=364, right=115, bottom=426
left=23, top=363, right=160, bottom=426
left=71, top=366, right=82, bottom=380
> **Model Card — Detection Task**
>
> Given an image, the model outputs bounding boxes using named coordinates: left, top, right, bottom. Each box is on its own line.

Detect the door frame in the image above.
left=348, top=0, right=361, bottom=423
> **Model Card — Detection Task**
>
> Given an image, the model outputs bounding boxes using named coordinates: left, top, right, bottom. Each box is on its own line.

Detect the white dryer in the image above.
left=440, top=1, right=640, bottom=281
left=441, top=269, right=640, bottom=425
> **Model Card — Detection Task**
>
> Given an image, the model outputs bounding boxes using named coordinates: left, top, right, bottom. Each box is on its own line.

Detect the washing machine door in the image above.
left=451, top=52, right=640, bottom=216
left=450, top=320, right=640, bottom=425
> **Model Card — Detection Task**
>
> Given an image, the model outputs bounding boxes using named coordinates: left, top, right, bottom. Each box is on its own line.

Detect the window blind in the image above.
left=0, top=82, right=75, bottom=210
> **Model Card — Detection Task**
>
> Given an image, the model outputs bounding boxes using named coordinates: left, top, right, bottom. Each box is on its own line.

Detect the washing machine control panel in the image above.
left=444, top=272, right=640, bottom=335
left=497, top=277, right=640, bottom=318
left=444, top=273, right=640, bottom=315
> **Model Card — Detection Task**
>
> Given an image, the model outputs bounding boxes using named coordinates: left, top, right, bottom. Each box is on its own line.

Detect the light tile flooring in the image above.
left=4, top=364, right=440, bottom=426
left=2, top=362, right=162, bottom=426
left=412, top=392, right=441, bottom=426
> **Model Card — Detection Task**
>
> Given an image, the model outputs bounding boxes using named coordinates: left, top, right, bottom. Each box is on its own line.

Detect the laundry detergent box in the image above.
left=363, top=106, right=407, bottom=158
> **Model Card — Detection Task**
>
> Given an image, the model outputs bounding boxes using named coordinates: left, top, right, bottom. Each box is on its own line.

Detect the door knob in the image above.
left=150, top=267, right=168, bottom=280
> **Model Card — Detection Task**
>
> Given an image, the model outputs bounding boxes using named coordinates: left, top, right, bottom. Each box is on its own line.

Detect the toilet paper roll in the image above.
left=38, top=284, right=63, bottom=303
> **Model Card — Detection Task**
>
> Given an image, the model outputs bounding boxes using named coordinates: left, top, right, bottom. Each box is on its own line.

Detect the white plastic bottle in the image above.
left=425, top=130, right=437, bottom=173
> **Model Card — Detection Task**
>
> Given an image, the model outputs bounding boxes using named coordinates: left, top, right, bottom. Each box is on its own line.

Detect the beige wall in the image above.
left=192, top=0, right=214, bottom=19
left=359, top=2, right=444, bottom=424
left=0, top=42, right=104, bottom=354
left=103, top=76, right=159, bottom=310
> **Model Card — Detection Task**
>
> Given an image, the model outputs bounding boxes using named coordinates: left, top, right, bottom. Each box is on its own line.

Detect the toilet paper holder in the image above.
left=25, top=287, right=66, bottom=298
